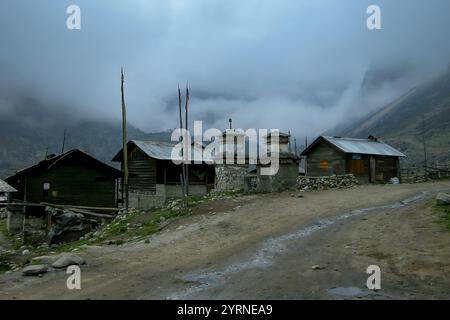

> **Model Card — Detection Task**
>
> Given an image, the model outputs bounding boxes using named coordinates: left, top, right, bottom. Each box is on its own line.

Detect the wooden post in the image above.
left=121, top=67, right=129, bottom=212
left=178, top=86, right=186, bottom=199
left=163, top=162, right=167, bottom=185
left=61, top=129, right=67, bottom=154
left=294, top=138, right=298, bottom=157
left=185, top=84, right=190, bottom=196
left=422, top=115, right=428, bottom=181
left=437, top=160, right=441, bottom=179
left=370, top=156, right=376, bottom=183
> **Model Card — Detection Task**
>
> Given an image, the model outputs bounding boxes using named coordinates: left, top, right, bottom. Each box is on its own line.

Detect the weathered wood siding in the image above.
left=305, top=141, right=346, bottom=176
left=10, top=165, right=116, bottom=207
left=374, top=156, right=399, bottom=182
left=128, top=147, right=157, bottom=193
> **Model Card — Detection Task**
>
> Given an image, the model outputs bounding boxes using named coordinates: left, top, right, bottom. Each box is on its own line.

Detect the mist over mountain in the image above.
left=1, top=1, right=450, bottom=177
left=333, top=70, right=450, bottom=166
left=0, top=93, right=171, bottom=179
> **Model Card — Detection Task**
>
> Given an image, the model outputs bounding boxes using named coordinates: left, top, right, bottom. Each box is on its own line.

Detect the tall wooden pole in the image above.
left=294, top=138, right=297, bottom=156
left=422, top=115, right=428, bottom=181
left=121, top=67, right=129, bottom=211
left=178, top=85, right=187, bottom=198
left=185, top=84, right=190, bottom=196
left=61, top=129, right=67, bottom=154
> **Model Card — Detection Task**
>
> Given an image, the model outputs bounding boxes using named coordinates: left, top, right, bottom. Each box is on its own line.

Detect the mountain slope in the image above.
left=0, top=96, right=172, bottom=179
left=336, top=72, right=450, bottom=166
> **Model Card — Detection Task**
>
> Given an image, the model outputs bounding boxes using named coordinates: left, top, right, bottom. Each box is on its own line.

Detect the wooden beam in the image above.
left=40, top=202, right=119, bottom=213
left=370, top=156, right=376, bottom=183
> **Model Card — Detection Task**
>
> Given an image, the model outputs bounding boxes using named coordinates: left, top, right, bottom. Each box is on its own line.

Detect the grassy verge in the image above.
left=0, top=220, right=23, bottom=251
left=98, top=205, right=191, bottom=242
left=434, top=204, right=450, bottom=230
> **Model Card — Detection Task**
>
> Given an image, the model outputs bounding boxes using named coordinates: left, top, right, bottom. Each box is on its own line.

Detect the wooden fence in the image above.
left=400, top=160, right=450, bottom=183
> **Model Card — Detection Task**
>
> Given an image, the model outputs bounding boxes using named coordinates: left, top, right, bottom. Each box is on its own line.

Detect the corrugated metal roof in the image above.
left=321, top=136, right=406, bottom=157
left=0, top=179, right=17, bottom=193
left=132, top=140, right=213, bottom=162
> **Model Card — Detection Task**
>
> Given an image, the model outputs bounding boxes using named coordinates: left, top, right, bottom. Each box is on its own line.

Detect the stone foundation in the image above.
left=129, top=184, right=209, bottom=210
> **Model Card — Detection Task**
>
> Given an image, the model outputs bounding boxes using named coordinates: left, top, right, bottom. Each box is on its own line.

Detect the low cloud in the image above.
left=0, top=0, right=449, bottom=139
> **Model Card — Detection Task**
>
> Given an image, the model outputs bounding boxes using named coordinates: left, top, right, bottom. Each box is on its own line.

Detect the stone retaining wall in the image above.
left=297, top=174, right=359, bottom=191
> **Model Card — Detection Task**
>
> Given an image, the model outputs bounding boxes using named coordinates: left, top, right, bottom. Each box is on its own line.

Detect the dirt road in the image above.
left=1, top=181, right=450, bottom=299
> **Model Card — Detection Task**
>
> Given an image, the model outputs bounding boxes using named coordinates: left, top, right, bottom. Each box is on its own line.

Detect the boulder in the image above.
left=52, top=254, right=86, bottom=269
left=32, top=255, right=61, bottom=265
left=22, top=264, right=48, bottom=276
left=436, top=193, right=450, bottom=205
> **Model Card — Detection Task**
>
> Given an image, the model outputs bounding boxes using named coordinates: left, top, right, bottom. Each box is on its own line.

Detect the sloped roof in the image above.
left=112, top=140, right=213, bottom=163
left=6, top=149, right=122, bottom=182
left=0, top=179, right=17, bottom=193
left=302, top=136, right=406, bottom=157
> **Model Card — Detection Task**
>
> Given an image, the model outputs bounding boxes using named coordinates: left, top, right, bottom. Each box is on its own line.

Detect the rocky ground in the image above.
left=0, top=181, right=449, bottom=299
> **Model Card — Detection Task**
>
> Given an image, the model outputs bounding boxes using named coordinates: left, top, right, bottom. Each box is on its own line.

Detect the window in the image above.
left=320, top=160, right=329, bottom=170
left=43, top=182, right=51, bottom=197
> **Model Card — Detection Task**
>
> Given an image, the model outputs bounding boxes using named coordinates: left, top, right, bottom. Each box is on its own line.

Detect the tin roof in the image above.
left=302, top=136, right=406, bottom=157
left=0, top=179, right=17, bottom=193
left=112, top=140, right=213, bottom=162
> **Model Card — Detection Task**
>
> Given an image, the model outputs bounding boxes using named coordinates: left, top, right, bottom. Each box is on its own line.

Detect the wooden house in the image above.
left=301, top=136, right=406, bottom=183
left=112, top=140, right=215, bottom=208
left=5, top=149, right=122, bottom=207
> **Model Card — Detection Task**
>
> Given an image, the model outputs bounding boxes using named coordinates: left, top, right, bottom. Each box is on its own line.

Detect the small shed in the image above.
left=301, top=136, right=406, bottom=183
left=5, top=149, right=122, bottom=207
left=0, top=179, right=17, bottom=203
left=112, top=140, right=215, bottom=208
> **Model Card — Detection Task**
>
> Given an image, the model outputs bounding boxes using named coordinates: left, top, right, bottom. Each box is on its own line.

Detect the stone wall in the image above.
left=297, top=174, right=359, bottom=191
left=165, top=184, right=207, bottom=198
left=257, top=163, right=298, bottom=192
left=128, top=186, right=165, bottom=210
left=129, top=184, right=209, bottom=210
left=215, top=165, right=248, bottom=192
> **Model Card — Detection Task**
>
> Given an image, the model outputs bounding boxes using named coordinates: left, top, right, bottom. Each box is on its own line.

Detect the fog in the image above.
left=1, top=0, right=449, bottom=139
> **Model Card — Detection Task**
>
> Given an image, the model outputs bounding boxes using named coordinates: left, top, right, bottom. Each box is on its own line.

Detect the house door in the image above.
left=349, top=154, right=364, bottom=176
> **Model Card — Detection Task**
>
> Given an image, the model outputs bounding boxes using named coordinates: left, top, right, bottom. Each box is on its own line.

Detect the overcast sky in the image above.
left=1, top=0, right=449, bottom=138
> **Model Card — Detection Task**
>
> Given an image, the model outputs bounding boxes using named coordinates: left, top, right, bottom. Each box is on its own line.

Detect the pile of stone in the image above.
left=414, top=175, right=428, bottom=183
left=296, top=174, right=359, bottom=191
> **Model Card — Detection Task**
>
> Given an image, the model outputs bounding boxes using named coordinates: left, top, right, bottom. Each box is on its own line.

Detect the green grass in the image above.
left=0, top=219, right=6, bottom=234
left=0, top=219, right=23, bottom=250
left=53, top=238, right=91, bottom=254
left=434, top=204, right=450, bottom=230
left=98, top=205, right=192, bottom=241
